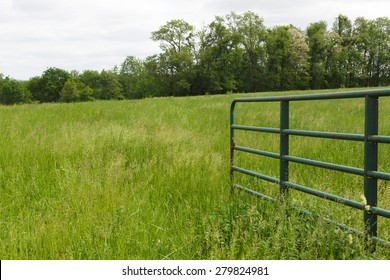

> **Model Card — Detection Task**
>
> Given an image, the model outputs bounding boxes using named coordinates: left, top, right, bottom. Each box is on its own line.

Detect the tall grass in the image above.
left=0, top=88, right=389, bottom=259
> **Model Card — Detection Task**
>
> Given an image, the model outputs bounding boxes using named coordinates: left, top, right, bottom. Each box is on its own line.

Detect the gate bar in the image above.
left=235, top=144, right=390, bottom=181
left=231, top=88, right=390, bottom=103
left=364, top=95, right=379, bottom=248
left=280, top=100, right=289, bottom=197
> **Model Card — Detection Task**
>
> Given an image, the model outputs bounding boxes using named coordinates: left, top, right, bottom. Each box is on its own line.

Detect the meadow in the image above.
left=0, top=88, right=389, bottom=259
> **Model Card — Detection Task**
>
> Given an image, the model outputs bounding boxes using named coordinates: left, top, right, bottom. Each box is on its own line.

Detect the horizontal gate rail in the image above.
left=233, top=124, right=390, bottom=143
left=230, top=88, right=390, bottom=249
left=231, top=88, right=390, bottom=103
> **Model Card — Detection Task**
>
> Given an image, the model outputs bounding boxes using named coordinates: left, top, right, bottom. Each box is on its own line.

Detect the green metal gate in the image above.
left=230, top=89, right=390, bottom=247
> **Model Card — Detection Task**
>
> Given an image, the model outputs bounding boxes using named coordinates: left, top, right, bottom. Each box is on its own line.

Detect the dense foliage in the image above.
left=1, top=12, right=390, bottom=104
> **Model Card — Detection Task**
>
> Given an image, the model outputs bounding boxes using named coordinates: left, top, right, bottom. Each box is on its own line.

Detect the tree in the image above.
left=151, top=19, right=195, bottom=96
left=79, top=70, right=101, bottom=98
left=27, top=76, right=41, bottom=102
left=142, top=55, right=164, bottom=97
left=233, top=11, right=268, bottom=92
left=96, top=70, right=124, bottom=100
left=0, top=73, right=4, bottom=95
left=286, top=27, right=310, bottom=89
left=307, top=21, right=329, bottom=89
left=265, top=26, right=288, bottom=90
left=369, top=18, right=390, bottom=86
left=0, top=77, right=28, bottom=105
left=195, top=15, right=243, bottom=94
left=60, top=79, right=79, bottom=102
left=151, top=19, right=195, bottom=53
left=60, top=79, right=94, bottom=102
left=266, top=25, right=310, bottom=91
left=34, top=67, right=70, bottom=102
left=119, top=56, right=147, bottom=99
left=354, top=17, right=371, bottom=85
left=78, top=83, right=94, bottom=102
left=327, top=15, right=356, bottom=88
left=333, top=14, right=352, bottom=37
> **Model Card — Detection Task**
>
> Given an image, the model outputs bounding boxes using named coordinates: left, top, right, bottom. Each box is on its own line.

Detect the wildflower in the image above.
left=347, top=234, right=353, bottom=245
left=360, top=194, right=367, bottom=205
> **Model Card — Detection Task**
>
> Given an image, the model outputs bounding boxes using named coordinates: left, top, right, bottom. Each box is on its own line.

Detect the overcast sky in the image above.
left=1, top=0, right=389, bottom=80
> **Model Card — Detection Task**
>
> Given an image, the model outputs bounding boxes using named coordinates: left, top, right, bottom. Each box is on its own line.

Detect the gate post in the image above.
left=280, top=100, right=289, bottom=198
left=364, top=95, right=378, bottom=250
left=230, top=101, right=236, bottom=186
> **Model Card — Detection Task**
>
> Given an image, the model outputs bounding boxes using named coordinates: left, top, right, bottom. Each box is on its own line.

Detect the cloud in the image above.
left=203, top=0, right=390, bottom=27
left=12, top=0, right=60, bottom=12
left=1, top=0, right=390, bottom=80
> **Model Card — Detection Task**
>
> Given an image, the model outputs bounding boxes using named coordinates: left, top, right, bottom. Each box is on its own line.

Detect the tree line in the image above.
left=1, top=12, right=390, bottom=105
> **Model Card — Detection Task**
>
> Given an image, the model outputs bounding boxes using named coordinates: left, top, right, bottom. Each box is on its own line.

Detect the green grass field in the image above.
left=0, top=88, right=389, bottom=259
